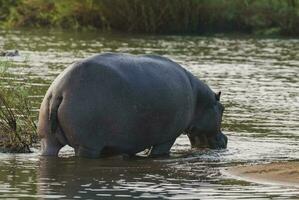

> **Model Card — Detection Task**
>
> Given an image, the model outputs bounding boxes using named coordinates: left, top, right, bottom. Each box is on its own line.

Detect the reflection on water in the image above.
left=1, top=146, right=299, bottom=199
left=0, top=30, right=298, bottom=199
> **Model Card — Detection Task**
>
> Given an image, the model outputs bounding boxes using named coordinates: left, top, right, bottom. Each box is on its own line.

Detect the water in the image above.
left=0, top=29, right=299, bottom=199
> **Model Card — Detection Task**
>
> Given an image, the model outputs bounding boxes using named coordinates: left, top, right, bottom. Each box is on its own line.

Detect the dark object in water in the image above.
left=0, top=50, right=19, bottom=57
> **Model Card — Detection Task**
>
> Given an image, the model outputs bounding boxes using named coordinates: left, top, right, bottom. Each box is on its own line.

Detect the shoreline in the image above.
left=224, top=161, right=299, bottom=187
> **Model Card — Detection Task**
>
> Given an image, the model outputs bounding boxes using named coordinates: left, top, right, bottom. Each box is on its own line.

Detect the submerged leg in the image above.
left=41, top=137, right=64, bottom=156
left=149, top=139, right=176, bottom=158
left=76, top=145, right=103, bottom=159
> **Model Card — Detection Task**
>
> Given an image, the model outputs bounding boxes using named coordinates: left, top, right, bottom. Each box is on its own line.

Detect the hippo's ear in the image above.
left=215, top=91, right=221, bottom=101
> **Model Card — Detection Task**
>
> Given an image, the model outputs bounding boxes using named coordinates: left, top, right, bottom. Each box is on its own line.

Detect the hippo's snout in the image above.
left=208, top=132, right=227, bottom=149
left=188, top=132, right=227, bottom=149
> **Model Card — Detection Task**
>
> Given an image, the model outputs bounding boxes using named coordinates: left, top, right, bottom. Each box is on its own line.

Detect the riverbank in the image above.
left=225, top=162, right=299, bottom=187
left=0, top=0, right=298, bottom=36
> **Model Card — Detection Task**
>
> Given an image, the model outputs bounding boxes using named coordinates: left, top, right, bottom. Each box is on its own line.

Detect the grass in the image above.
left=0, top=60, right=37, bottom=153
left=0, top=0, right=299, bottom=36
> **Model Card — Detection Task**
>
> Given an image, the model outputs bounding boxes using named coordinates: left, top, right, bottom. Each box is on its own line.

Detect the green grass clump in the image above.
left=0, top=61, right=37, bottom=153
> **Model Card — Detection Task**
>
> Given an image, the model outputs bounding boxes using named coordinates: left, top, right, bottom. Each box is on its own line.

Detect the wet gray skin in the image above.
left=38, top=53, right=227, bottom=158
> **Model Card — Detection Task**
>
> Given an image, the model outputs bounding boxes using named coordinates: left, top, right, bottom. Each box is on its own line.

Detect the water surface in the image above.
left=0, top=30, right=298, bottom=199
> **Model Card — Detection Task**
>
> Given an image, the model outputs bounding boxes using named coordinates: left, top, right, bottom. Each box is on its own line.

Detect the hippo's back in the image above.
left=51, top=53, right=195, bottom=154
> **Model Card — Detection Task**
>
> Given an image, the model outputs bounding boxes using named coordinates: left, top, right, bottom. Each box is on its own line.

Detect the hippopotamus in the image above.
left=38, top=53, right=227, bottom=158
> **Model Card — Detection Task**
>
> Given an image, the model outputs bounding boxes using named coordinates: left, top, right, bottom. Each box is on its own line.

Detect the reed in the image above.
left=1, top=0, right=298, bottom=36
left=0, top=61, right=37, bottom=153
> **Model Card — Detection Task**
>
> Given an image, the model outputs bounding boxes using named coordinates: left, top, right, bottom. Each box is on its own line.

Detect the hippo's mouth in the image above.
left=187, top=132, right=227, bottom=149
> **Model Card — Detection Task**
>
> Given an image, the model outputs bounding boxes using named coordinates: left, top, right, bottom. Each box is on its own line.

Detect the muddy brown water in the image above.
left=0, top=30, right=298, bottom=199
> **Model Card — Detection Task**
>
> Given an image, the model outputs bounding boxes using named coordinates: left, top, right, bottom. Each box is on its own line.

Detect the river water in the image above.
left=0, top=30, right=298, bottom=199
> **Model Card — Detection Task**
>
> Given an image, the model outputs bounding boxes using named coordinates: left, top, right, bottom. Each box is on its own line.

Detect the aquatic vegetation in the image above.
left=0, top=0, right=298, bottom=36
left=0, top=60, right=37, bottom=153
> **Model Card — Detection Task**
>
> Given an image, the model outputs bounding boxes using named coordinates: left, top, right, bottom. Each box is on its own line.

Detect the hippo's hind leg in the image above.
left=38, top=92, right=67, bottom=156
left=40, top=124, right=66, bottom=156
left=41, top=136, right=64, bottom=156
left=148, top=139, right=176, bottom=158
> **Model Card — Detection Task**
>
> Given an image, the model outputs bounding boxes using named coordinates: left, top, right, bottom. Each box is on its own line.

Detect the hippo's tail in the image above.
left=49, top=95, right=63, bottom=135
left=46, top=94, right=68, bottom=146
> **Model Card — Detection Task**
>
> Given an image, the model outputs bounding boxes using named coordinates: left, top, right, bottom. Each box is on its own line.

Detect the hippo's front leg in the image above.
left=148, top=139, right=176, bottom=157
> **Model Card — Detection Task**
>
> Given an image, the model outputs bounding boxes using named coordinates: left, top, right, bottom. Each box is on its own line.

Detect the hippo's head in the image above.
left=187, top=92, right=227, bottom=149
